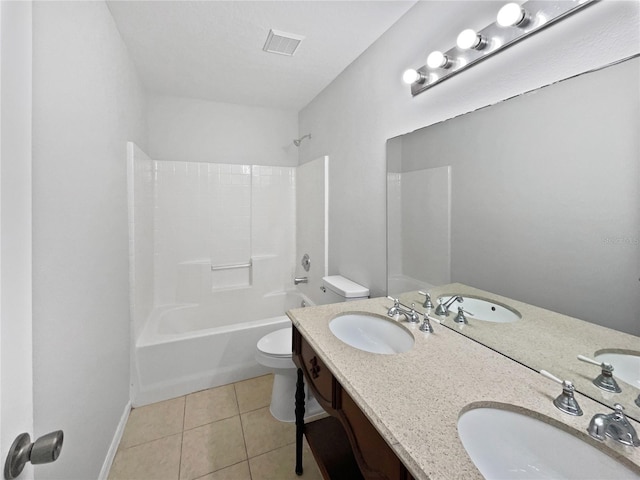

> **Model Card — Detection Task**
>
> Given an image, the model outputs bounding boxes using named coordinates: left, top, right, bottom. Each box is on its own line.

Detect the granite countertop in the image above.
left=397, top=283, right=640, bottom=418
left=287, top=296, right=640, bottom=480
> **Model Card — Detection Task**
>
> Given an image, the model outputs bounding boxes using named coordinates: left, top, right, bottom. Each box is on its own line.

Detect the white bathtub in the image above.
left=133, top=290, right=310, bottom=406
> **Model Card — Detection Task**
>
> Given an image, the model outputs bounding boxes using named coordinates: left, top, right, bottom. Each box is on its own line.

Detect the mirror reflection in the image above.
left=387, top=55, right=640, bottom=420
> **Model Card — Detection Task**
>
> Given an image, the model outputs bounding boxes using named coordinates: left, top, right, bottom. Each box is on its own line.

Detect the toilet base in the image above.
left=270, top=371, right=324, bottom=423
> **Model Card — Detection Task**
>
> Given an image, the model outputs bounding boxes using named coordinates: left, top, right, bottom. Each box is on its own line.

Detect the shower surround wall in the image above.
left=128, top=143, right=154, bottom=340
left=128, top=143, right=296, bottom=403
left=386, top=165, right=451, bottom=296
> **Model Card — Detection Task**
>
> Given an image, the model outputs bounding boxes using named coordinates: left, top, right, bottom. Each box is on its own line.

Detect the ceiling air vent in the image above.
left=263, top=29, right=305, bottom=56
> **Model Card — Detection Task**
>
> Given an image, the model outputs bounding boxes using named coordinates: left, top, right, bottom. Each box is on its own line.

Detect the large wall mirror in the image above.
left=387, top=55, right=639, bottom=419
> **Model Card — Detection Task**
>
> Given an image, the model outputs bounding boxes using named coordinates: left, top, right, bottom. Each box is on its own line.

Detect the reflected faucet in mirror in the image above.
left=577, top=355, right=622, bottom=393
left=435, top=295, right=462, bottom=316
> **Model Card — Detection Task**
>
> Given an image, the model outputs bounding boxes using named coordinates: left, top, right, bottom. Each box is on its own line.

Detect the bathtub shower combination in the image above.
left=127, top=143, right=320, bottom=406
left=135, top=290, right=309, bottom=406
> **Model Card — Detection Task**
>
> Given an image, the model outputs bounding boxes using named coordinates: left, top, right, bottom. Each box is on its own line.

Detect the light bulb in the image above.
left=456, top=29, right=486, bottom=50
left=426, top=51, right=451, bottom=69
left=402, top=69, right=425, bottom=85
left=497, top=3, right=528, bottom=27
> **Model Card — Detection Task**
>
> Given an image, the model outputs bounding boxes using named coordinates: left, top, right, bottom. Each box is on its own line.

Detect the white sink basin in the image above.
left=441, top=296, right=521, bottom=323
left=329, top=313, right=414, bottom=354
left=595, top=351, right=640, bottom=388
left=458, top=407, right=639, bottom=479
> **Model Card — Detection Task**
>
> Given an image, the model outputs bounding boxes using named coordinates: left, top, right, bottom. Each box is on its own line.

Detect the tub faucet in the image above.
left=294, top=277, right=308, bottom=285
left=587, top=404, right=640, bottom=447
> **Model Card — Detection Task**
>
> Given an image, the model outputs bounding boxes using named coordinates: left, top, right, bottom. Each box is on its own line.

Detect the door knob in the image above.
left=4, top=430, right=63, bottom=479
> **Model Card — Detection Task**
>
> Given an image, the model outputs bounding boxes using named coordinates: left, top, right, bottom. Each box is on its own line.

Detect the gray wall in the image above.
left=298, top=0, right=640, bottom=299
left=146, top=93, right=299, bottom=166
left=32, top=2, right=146, bottom=478
left=398, top=57, right=639, bottom=335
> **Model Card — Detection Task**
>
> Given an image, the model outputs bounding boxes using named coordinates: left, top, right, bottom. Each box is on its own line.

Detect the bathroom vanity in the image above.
left=293, top=325, right=414, bottom=480
left=287, top=296, right=640, bottom=480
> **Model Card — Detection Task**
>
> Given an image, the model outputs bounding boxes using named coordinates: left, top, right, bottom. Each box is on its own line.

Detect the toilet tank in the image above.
left=320, top=275, right=369, bottom=304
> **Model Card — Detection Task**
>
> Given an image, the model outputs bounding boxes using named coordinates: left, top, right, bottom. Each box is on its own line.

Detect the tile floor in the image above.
left=108, top=374, right=323, bottom=480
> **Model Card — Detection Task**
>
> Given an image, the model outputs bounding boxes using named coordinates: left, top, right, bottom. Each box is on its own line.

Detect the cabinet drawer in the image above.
left=299, top=336, right=334, bottom=406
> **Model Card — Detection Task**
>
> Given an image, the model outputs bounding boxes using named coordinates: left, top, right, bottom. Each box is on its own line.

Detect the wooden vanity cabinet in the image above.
left=292, top=326, right=415, bottom=480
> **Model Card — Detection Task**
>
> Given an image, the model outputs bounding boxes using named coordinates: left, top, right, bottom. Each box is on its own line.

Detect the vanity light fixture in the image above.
left=402, top=69, right=426, bottom=85
left=456, top=29, right=487, bottom=50
left=496, top=2, right=529, bottom=27
left=404, top=0, right=597, bottom=96
left=426, top=50, right=452, bottom=69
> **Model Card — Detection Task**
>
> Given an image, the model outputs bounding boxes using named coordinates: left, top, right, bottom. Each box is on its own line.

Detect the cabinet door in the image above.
left=338, top=386, right=412, bottom=480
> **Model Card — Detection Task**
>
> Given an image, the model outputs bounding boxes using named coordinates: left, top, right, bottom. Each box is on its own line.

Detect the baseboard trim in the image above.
left=98, top=401, right=131, bottom=480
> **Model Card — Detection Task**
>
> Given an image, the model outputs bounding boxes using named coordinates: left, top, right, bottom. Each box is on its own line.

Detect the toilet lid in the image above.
left=257, top=327, right=293, bottom=357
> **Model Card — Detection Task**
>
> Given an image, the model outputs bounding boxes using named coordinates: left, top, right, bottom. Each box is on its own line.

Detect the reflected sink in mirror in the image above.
left=458, top=407, right=640, bottom=479
left=329, top=313, right=414, bottom=354
left=595, top=351, right=640, bottom=389
left=439, top=296, right=521, bottom=323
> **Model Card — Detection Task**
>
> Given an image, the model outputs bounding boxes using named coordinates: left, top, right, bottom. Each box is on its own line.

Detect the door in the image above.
left=1, top=1, right=34, bottom=479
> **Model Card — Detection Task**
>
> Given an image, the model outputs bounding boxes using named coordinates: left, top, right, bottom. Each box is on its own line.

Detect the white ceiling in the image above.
left=107, top=1, right=417, bottom=111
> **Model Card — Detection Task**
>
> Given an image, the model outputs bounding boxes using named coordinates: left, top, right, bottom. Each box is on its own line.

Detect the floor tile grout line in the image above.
left=178, top=395, right=187, bottom=480
left=117, top=430, right=184, bottom=451
left=191, top=459, right=249, bottom=480
left=247, top=439, right=298, bottom=461
left=233, top=383, right=253, bottom=479
left=181, top=403, right=275, bottom=434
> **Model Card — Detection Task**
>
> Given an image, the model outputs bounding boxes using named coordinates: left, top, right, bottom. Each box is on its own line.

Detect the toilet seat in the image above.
left=257, top=327, right=292, bottom=358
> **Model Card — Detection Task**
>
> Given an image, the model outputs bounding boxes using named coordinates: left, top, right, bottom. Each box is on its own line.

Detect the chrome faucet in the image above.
left=577, top=355, right=621, bottom=393
left=387, top=299, right=420, bottom=323
left=419, top=314, right=434, bottom=333
left=418, top=291, right=433, bottom=309
left=540, top=370, right=583, bottom=416
left=435, top=295, right=463, bottom=316
left=587, top=404, right=640, bottom=447
left=294, top=277, right=308, bottom=285
left=453, top=306, right=468, bottom=324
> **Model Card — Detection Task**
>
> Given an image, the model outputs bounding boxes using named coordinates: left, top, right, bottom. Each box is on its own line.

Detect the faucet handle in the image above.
left=540, top=370, right=583, bottom=416
left=612, top=403, right=634, bottom=421
left=577, top=355, right=621, bottom=393
left=419, top=313, right=434, bottom=333
left=418, top=291, right=433, bottom=309
left=407, top=303, right=420, bottom=323
left=454, top=306, right=468, bottom=324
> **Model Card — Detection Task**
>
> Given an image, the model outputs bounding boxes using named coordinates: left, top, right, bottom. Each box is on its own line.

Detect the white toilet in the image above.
left=255, top=275, right=370, bottom=422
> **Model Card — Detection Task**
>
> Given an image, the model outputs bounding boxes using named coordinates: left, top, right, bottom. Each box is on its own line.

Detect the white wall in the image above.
left=32, top=2, right=146, bottom=479
left=147, top=93, right=299, bottom=166
left=298, top=0, right=640, bottom=298
left=295, top=156, right=328, bottom=305
left=0, top=2, right=34, bottom=477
